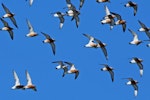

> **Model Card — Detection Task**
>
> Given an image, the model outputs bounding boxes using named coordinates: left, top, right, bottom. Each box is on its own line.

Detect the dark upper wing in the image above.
left=2, top=3, right=11, bottom=14
left=52, top=61, right=63, bottom=66
left=138, top=20, right=147, bottom=28
left=95, top=38, right=108, bottom=60
left=122, top=23, right=126, bottom=32
left=74, top=15, right=80, bottom=28
left=41, top=32, right=51, bottom=39
left=0, top=18, right=9, bottom=27
left=133, top=5, right=137, bottom=16
left=50, top=42, right=56, bottom=55
left=10, top=17, right=18, bottom=28
left=145, top=31, right=150, bottom=40
left=111, top=12, right=122, bottom=20
left=75, top=71, right=79, bottom=79
left=8, top=30, right=14, bottom=40
left=109, top=70, right=114, bottom=82
left=64, top=61, right=73, bottom=67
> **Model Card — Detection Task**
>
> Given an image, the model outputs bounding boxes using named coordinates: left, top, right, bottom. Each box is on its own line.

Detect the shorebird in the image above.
left=111, top=12, right=126, bottom=32
left=101, top=5, right=115, bottom=30
left=83, top=33, right=108, bottom=60
left=63, top=61, right=79, bottom=79
left=130, top=57, right=143, bottom=77
left=26, top=19, right=38, bottom=37
left=26, top=0, right=34, bottom=6
left=12, top=70, right=25, bottom=90
left=41, top=32, right=56, bottom=55
left=138, top=20, right=150, bottom=40
left=96, top=0, right=110, bottom=3
left=51, top=12, right=66, bottom=29
left=66, top=9, right=80, bottom=28
left=52, top=61, right=68, bottom=77
left=24, top=70, right=37, bottom=91
left=0, top=18, right=14, bottom=40
left=1, top=3, right=18, bottom=28
left=100, top=64, right=114, bottom=82
left=128, top=29, right=142, bottom=45
left=123, top=78, right=138, bottom=96
left=124, top=1, right=138, bottom=16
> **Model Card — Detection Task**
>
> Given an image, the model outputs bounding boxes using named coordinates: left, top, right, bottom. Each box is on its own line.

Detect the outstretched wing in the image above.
left=26, top=19, right=34, bottom=32
left=41, top=32, right=51, bottom=39
left=26, top=70, right=33, bottom=85
left=2, top=3, right=11, bottom=14
left=13, top=70, right=21, bottom=86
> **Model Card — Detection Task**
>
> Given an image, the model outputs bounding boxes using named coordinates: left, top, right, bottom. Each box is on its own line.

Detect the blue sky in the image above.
left=0, top=0, right=150, bottom=100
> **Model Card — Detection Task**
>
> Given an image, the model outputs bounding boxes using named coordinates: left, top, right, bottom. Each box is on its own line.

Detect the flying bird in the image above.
left=123, top=78, right=138, bottom=96
left=83, top=34, right=108, bottom=60
left=26, top=19, right=38, bottom=37
left=52, top=61, right=68, bottom=77
left=111, top=12, right=126, bottom=32
left=41, top=32, right=56, bottom=55
left=51, top=12, right=66, bottom=29
left=12, top=70, right=25, bottom=90
left=128, top=29, right=142, bottom=45
left=124, top=1, right=138, bottom=16
left=0, top=18, right=14, bottom=40
left=130, top=57, right=143, bottom=77
left=63, top=61, right=79, bottom=79
left=66, top=9, right=80, bottom=28
left=138, top=20, right=150, bottom=40
left=24, top=70, right=37, bottom=91
left=101, top=5, right=115, bottom=30
left=1, top=3, right=18, bottom=28
left=100, top=64, right=114, bottom=82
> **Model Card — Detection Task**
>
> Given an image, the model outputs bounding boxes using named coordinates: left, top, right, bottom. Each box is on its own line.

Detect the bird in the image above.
left=111, top=12, right=126, bottom=32
left=52, top=61, right=68, bottom=77
left=26, top=0, right=34, bottom=6
left=138, top=20, right=150, bottom=40
left=63, top=61, right=79, bottom=79
left=41, top=32, right=56, bottom=55
left=12, top=70, right=25, bottom=90
left=124, top=1, right=138, bottom=16
left=83, top=34, right=108, bottom=60
left=24, top=70, right=37, bottom=91
left=83, top=33, right=97, bottom=48
left=26, top=19, right=38, bottom=37
left=66, top=9, right=80, bottom=28
left=0, top=18, right=14, bottom=40
left=79, top=0, right=85, bottom=10
left=101, top=5, right=115, bottom=30
left=96, top=0, right=110, bottom=3
left=128, top=29, right=142, bottom=45
left=123, top=78, right=138, bottom=96
left=130, top=57, right=143, bottom=77
left=1, top=3, right=18, bottom=28
left=100, top=64, right=114, bottom=82
left=51, top=12, right=66, bottom=29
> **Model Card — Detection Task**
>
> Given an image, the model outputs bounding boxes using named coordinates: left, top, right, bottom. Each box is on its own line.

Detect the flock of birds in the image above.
left=0, top=0, right=149, bottom=98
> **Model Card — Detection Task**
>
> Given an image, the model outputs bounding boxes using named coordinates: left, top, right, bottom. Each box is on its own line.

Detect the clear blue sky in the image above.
left=0, top=0, right=150, bottom=100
